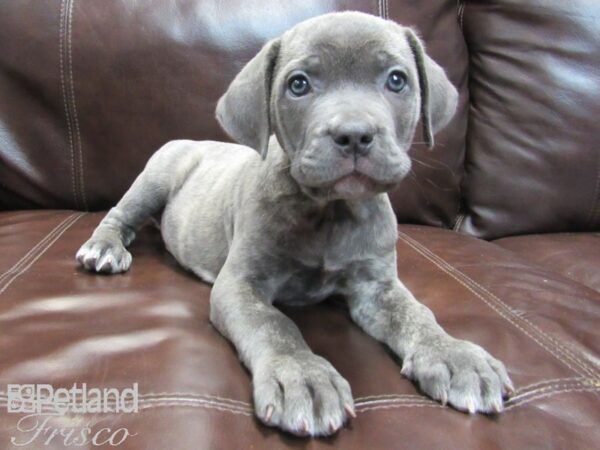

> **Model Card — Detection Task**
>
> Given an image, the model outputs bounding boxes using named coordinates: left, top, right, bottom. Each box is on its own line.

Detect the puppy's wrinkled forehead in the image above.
left=280, top=15, right=411, bottom=81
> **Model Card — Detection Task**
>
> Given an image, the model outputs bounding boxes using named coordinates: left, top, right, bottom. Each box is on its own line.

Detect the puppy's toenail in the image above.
left=329, top=419, right=337, bottom=433
left=440, top=393, right=448, bottom=406
left=344, top=403, right=357, bottom=418
left=504, top=383, right=515, bottom=397
left=265, top=404, right=274, bottom=422
left=467, top=400, right=476, bottom=414
left=300, top=419, right=309, bottom=434
left=400, top=364, right=411, bottom=377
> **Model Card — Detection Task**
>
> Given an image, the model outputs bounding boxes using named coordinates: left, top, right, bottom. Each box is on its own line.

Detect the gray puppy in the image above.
left=76, top=12, right=513, bottom=437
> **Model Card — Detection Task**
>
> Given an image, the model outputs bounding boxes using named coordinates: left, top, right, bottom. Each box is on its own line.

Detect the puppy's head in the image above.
left=217, top=12, right=458, bottom=201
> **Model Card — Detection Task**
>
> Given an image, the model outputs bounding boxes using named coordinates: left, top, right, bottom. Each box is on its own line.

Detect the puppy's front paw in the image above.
left=76, top=238, right=132, bottom=273
left=402, top=338, right=514, bottom=414
left=253, top=352, right=355, bottom=437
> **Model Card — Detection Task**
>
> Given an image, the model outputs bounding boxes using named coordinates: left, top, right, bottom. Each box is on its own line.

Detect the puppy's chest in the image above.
left=273, top=228, right=371, bottom=305
left=267, top=198, right=397, bottom=305
left=274, top=259, right=349, bottom=305
left=280, top=219, right=365, bottom=271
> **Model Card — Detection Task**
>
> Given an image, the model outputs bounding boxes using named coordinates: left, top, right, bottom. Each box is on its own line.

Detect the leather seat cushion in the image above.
left=0, top=211, right=598, bottom=449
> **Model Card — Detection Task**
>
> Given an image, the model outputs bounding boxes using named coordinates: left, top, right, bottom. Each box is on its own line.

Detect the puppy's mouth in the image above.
left=333, top=171, right=376, bottom=193
left=298, top=168, right=398, bottom=201
left=335, top=169, right=404, bottom=197
left=290, top=143, right=411, bottom=200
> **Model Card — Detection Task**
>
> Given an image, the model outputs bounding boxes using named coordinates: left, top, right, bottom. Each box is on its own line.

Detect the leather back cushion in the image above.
left=0, top=0, right=468, bottom=228
left=458, top=0, right=600, bottom=239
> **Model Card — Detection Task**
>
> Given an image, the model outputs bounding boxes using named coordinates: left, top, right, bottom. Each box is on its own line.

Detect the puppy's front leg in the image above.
left=210, top=264, right=354, bottom=437
left=347, top=271, right=514, bottom=414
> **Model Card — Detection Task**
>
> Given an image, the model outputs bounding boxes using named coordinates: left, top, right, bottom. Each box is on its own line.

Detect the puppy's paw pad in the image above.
left=76, top=239, right=132, bottom=274
left=253, top=353, right=354, bottom=437
left=404, top=339, right=513, bottom=415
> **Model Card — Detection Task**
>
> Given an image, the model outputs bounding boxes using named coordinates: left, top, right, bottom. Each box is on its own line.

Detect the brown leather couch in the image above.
left=1, top=1, right=599, bottom=449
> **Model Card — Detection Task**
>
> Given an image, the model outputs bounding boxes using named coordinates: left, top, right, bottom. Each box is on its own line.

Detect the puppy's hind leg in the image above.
left=76, top=142, right=183, bottom=274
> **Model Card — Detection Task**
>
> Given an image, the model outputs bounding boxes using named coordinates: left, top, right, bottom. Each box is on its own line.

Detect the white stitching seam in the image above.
left=354, top=393, right=425, bottom=402
left=67, top=0, right=87, bottom=211
left=1, top=379, right=588, bottom=406
left=452, top=213, right=466, bottom=232
left=506, top=376, right=584, bottom=393
left=135, top=401, right=252, bottom=415
left=136, top=397, right=252, bottom=414
left=398, top=231, right=600, bottom=379
left=1, top=386, right=597, bottom=416
left=357, top=397, right=437, bottom=408
left=504, top=387, right=600, bottom=411
left=358, top=402, right=444, bottom=413
left=376, top=0, right=387, bottom=19
left=507, top=381, right=592, bottom=402
left=59, top=0, right=78, bottom=209
left=0, top=399, right=254, bottom=417
left=1, top=376, right=582, bottom=402
left=0, top=392, right=253, bottom=408
left=134, top=392, right=251, bottom=406
left=0, top=214, right=79, bottom=285
left=458, top=1, right=466, bottom=30
left=351, top=376, right=588, bottom=404
left=0, top=213, right=85, bottom=296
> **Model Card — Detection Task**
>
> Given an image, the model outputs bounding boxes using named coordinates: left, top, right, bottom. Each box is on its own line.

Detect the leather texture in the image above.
left=495, top=232, right=600, bottom=293
left=458, top=0, right=600, bottom=238
left=0, top=211, right=599, bottom=449
left=0, top=0, right=468, bottom=228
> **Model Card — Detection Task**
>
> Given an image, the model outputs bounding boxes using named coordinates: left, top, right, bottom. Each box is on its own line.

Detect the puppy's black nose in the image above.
left=331, top=122, right=375, bottom=157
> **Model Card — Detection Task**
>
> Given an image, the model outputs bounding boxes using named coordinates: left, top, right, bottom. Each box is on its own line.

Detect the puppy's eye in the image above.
left=288, top=74, right=311, bottom=97
left=386, top=70, right=407, bottom=93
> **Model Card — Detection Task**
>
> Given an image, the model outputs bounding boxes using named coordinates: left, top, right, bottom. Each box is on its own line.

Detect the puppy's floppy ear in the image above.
left=404, top=28, right=458, bottom=149
left=216, top=38, right=281, bottom=159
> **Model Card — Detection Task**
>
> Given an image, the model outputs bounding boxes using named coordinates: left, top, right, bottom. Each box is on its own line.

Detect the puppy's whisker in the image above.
left=411, top=155, right=455, bottom=174
left=409, top=142, right=446, bottom=149
left=411, top=157, right=438, bottom=170
left=407, top=169, right=429, bottom=197
left=408, top=168, right=452, bottom=192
